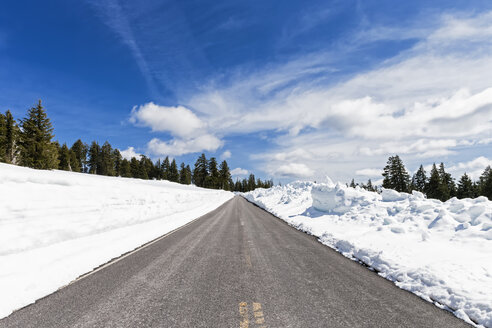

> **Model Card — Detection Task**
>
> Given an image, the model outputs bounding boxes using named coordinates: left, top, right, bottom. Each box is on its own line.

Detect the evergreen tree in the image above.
left=70, top=139, right=88, bottom=173
left=192, top=153, right=208, bottom=187
left=349, top=179, right=356, bottom=188
left=154, top=159, right=162, bottom=179
left=426, top=163, right=443, bottom=200
left=100, top=141, right=115, bottom=176
left=168, top=159, right=179, bottom=182
left=0, top=112, right=6, bottom=162
left=438, top=163, right=455, bottom=200
left=113, top=149, right=123, bottom=176
left=5, top=110, right=18, bottom=164
left=185, top=165, right=192, bottom=185
left=139, top=156, right=153, bottom=179
left=411, top=165, right=427, bottom=192
left=479, top=166, right=492, bottom=200
left=58, top=143, right=72, bottom=171
left=120, top=159, right=131, bottom=177
left=207, top=157, right=219, bottom=188
left=88, top=141, right=100, bottom=174
left=365, top=179, right=375, bottom=192
left=219, top=160, right=231, bottom=190
left=19, top=100, right=58, bottom=169
left=161, top=156, right=170, bottom=180
left=457, top=173, right=475, bottom=199
left=247, top=174, right=256, bottom=191
left=130, top=157, right=140, bottom=178
left=382, top=155, right=410, bottom=192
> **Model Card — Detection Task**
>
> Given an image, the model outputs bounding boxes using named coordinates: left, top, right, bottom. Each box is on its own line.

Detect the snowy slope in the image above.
left=244, top=180, right=492, bottom=327
left=0, top=163, right=233, bottom=319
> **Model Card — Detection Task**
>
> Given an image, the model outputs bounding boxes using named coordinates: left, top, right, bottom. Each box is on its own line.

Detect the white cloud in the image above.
left=231, top=167, right=248, bottom=176
left=273, top=163, right=314, bottom=178
left=147, top=134, right=223, bottom=157
left=221, top=150, right=231, bottom=159
left=130, top=102, right=206, bottom=138
left=119, top=147, right=141, bottom=160
left=447, top=156, right=492, bottom=180
left=355, top=168, right=382, bottom=177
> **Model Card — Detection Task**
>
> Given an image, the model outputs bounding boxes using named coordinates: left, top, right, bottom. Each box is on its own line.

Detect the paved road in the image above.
left=1, top=196, right=470, bottom=328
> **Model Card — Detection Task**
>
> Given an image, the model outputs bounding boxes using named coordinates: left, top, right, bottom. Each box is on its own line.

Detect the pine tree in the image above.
left=185, top=165, right=192, bottom=185
left=130, top=157, right=140, bottom=178
left=247, top=174, right=256, bottom=191
left=99, top=141, right=115, bottom=176
left=411, top=165, right=427, bottom=192
left=426, top=163, right=442, bottom=200
left=365, top=179, right=375, bottom=192
left=18, top=100, right=59, bottom=169
left=168, top=159, right=179, bottom=182
left=349, top=179, right=356, bottom=188
left=0, top=112, right=6, bottom=162
left=70, top=139, right=88, bottom=173
left=457, top=173, right=475, bottom=199
left=113, top=149, right=122, bottom=176
left=139, top=156, right=153, bottom=179
left=382, top=155, right=410, bottom=192
left=479, top=166, right=492, bottom=200
left=161, top=156, right=170, bottom=180
left=5, top=110, right=18, bottom=164
left=219, top=160, right=232, bottom=190
left=438, top=163, right=455, bottom=200
left=120, top=159, right=131, bottom=177
left=207, top=157, right=219, bottom=189
left=192, top=153, right=208, bottom=187
left=88, top=141, right=100, bottom=174
left=58, top=143, right=72, bottom=171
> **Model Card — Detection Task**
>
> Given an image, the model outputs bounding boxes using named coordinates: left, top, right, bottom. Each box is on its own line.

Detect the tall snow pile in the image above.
left=244, top=180, right=492, bottom=327
left=0, top=163, right=233, bottom=319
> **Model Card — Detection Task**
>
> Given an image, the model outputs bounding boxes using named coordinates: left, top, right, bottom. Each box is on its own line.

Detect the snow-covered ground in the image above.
left=0, top=163, right=233, bottom=319
left=244, top=180, right=492, bottom=327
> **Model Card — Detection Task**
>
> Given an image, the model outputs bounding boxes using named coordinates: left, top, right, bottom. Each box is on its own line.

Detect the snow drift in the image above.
left=244, top=181, right=492, bottom=327
left=0, top=163, right=233, bottom=319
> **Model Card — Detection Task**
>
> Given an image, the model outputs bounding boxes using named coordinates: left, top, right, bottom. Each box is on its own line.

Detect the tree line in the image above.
left=350, top=155, right=492, bottom=201
left=0, top=100, right=273, bottom=192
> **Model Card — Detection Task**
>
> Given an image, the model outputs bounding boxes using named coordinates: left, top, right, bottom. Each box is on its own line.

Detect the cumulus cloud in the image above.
left=119, top=147, right=142, bottom=160
left=130, top=102, right=206, bottom=138
left=147, top=134, right=223, bottom=157
left=355, top=168, right=382, bottom=177
left=273, top=163, right=314, bottom=178
left=221, top=150, right=231, bottom=159
left=447, top=156, right=492, bottom=180
left=231, top=167, right=248, bottom=176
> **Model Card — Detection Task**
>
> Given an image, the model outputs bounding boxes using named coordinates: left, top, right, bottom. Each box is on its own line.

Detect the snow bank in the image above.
left=244, top=181, right=492, bottom=327
left=0, top=163, right=233, bottom=319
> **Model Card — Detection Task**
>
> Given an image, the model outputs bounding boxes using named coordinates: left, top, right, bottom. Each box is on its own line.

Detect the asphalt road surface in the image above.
left=0, top=196, right=470, bottom=328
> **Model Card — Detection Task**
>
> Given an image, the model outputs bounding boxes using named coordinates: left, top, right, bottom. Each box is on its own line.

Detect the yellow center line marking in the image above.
left=239, top=302, right=249, bottom=328
left=240, top=302, right=267, bottom=327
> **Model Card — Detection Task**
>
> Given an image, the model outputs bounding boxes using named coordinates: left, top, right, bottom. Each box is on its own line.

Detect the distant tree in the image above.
left=161, top=156, right=170, bottom=180
left=192, top=153, right=208, bottom=187
left=426, top=163, right=443, bottom=200
left=112, top=149, right=123, bottom=176
left=219, top=160, right=231, bottom=190
left=247, top=174, right=256, bottom=191
left=70, top=139, right=88, bottom=173
left=154, top=159, right=162, bottom=180
left=438, top=162, right=455, bottom=200
left=479, top=166, right=492, bottom=200
left=0, top=110, right=19, bottom=163
left=349, top=179, right=356, bottom=188
left=457, top=173, right=475, bottom=199
left=207, top=157, right=219, bottom=188
left=58, top=143, right=72, bottom=171
left=130, top=157, right=140, bottom=178
left=18, top=100, right=58, bottom=169
left=100, top=141, right=115, bottom=176
left=364, top=179, right=375, bottom=192
left=139, top=156, right=153, bottom=179
left=120, top=158, right=131, bottom=177
left=382, top=155, right=410, bottom=192
left=411, top=165, right=427, bottom=192
left=88, top=141, right=100, bottom=174
left=168, top=159, right=179, bottom=182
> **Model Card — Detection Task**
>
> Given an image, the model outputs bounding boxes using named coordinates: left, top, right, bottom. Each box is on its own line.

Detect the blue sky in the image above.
left=1, top=0, right=492, bottom=183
